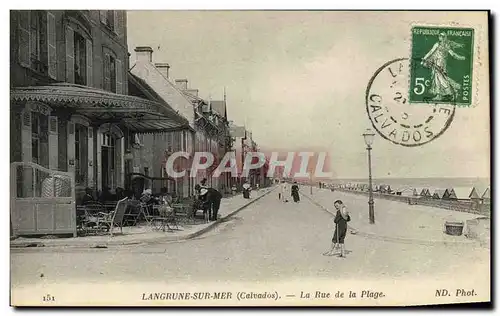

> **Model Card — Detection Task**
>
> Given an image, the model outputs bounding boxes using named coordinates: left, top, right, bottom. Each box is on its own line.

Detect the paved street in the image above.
left=11, top=189, right=489, bottom=290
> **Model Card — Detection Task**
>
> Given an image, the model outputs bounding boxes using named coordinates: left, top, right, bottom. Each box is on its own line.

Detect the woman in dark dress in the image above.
left=291, top=182, right=300, bottom=202
left=323, top=200, right=350, bottom=257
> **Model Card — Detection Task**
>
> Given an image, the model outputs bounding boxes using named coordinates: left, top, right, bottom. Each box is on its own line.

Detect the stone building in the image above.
left=10, top=11, right=187, bottom=202
left=129, top=46, right=233, bottom=196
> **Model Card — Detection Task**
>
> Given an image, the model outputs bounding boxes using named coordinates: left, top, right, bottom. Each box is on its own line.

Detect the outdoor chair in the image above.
left=93, top=197, right=129, bottom=237
left=123, top=199, right=141, bottom=226
left=79, top=202, right=106, bottom=233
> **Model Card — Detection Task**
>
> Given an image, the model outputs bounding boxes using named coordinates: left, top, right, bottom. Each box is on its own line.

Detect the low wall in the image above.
left=336, top=189, right=491, bottom=217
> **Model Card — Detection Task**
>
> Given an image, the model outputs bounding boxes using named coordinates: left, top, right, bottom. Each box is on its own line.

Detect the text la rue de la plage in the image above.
left=140, top=290, right=386, bottom=302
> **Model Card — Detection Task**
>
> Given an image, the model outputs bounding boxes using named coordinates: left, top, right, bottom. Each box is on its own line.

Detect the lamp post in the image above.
left=310, top=172, right=313, bottom=195
left=363, top=128, right=375, bottom=224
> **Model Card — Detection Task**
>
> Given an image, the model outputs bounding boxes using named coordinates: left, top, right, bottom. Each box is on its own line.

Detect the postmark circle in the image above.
left=365, top=58, right=456, bottom=147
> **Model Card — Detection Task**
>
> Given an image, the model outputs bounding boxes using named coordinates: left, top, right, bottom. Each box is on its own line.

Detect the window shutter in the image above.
left=47, top=12, right=56, bottom=79
left=22, top=111, right=31, bottom=128
left=115, top=59, right=122, bottom=94
left=86, top=39, right=93, bottom=87
left=49, top=116, right=58, bottom=133
left=68, top=122, right=75, bottom=135
left=48, top=115, right=58, bottom=170
left=39, top=11, right=48, bottom=68
left=103, top=53, right=110, bottom=91
left=29, top=12, right=38, bottom=62
left=99, top=10, right=107, bottom=24
left=87, top=126, right=94, bottom=186
left=113, top=11, right=119, bottom=34
left=18, top=11, right=30, bottom=67
left=65, top=26, right=74, bottom=83
left=67, top=122, right=75, bottom=171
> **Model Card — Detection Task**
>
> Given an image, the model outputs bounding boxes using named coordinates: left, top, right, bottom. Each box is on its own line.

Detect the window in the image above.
left=29, top=12, right=41, bottom=60
left=73, top=32, right=87, bottom=85
left=103, top=53, right=116, bottom=92
left=106, top=11, right=115, bottom=30
left=31, top=112, right=40, bottom=164
left=100, top=10, right=115, bottom=31
left=29, top=11, right=46, bottom=71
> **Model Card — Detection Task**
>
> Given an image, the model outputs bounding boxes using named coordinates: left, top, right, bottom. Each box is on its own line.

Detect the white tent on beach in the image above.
left=482, top=187, right=490, bottom=203
left=432, top=189, right=446, bottom=199
left=413, top=187, right=427, bottom=197
left=420, top=188, right=432, bottom=197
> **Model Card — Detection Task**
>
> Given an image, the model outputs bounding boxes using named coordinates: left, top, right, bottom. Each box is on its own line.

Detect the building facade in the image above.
left=10, top=10, right=187, bottom=202
left=129, top=46, right=233, bottom=196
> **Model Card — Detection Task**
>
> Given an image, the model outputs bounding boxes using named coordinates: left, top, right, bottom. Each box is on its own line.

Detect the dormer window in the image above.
left=99, top=10, right=115, bottom=32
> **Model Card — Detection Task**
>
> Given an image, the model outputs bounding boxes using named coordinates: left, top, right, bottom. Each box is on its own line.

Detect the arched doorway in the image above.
left=96, top=123, right=124, bottom=191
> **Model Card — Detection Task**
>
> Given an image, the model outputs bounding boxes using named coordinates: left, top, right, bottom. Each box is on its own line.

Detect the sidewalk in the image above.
left=11, top=187, right=275, bottom=249
left=302, top=187, right=489, bottom=247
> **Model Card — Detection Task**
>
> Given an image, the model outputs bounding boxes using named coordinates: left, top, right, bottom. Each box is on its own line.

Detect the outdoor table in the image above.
left=150, top=205, right=176, bottom=232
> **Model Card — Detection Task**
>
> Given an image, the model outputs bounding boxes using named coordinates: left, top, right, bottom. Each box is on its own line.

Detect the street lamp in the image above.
left=363, top=128, right=375, bottom=224
left=310, top=173, right=313, bottom=195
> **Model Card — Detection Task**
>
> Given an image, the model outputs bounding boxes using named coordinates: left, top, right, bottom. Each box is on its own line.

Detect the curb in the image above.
left=302, top=192, right=481, bottom=247
left=11, top=187, right=276, bottom=250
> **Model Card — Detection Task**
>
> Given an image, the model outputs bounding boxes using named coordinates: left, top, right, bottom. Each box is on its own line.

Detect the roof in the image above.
left=128, top=72, right=164, bottom=103
left=127, top=73, right=192, bottom=129
left=210, top=100, right=227, bottom=118
left=11, top=83, right=190, bottom=132
left=395, top=186, right=413, bottom=193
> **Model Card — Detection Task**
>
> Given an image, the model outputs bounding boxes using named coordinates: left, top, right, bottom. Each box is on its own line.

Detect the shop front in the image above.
left=11, top=83, right=190, bottom=205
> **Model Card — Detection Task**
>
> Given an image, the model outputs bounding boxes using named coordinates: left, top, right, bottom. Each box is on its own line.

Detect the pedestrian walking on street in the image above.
left=242, top=182, right=251, bottom=199
left=323, top=200, right=350, bottom=257
left=280, top=181, right=288, bottom=202
left=291, top=181, right=300, bottom=202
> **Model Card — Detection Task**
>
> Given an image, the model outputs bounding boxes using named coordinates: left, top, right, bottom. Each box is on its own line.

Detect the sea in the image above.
left=330, top=177, right=490, bottom=192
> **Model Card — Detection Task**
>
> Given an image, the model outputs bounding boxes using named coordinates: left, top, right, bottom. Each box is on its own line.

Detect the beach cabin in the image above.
left=396, top=187, right=413, bottom=197
left=432, top=189, right=446, bottom=199
left=481, top=187, right=490, bottom=204
left=420, top=188, right=432, bottom=198
left=448, top=187, right=480, bottom=201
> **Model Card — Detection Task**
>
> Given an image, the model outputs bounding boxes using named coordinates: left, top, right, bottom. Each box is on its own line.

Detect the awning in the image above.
left=10, top=83, right=191, bottom=133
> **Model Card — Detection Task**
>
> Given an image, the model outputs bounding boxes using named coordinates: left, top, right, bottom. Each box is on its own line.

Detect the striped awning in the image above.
left=11, top=83, right=190, bottom=133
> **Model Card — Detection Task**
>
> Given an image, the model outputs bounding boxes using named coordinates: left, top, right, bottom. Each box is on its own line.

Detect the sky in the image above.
left=126, top=11, right=490, bottom=179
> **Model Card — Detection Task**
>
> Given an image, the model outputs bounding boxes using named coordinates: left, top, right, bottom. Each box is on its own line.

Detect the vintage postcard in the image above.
left=9, top=10, right=490, bottom=307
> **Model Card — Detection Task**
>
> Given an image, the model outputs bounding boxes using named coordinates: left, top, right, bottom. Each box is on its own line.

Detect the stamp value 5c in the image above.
left=409, top=26, right=474, bottom=106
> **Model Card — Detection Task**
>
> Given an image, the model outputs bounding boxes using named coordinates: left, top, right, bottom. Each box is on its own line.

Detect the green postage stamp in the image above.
left=409, top=26, right=474, bottom=106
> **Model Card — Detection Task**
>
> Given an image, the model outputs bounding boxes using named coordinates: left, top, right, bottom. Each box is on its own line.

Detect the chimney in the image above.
left=134, top=46, right=153, bottom=63
left=175, top=79, right=188, bottom=90
left=155, top=63, right=170, bottom=79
